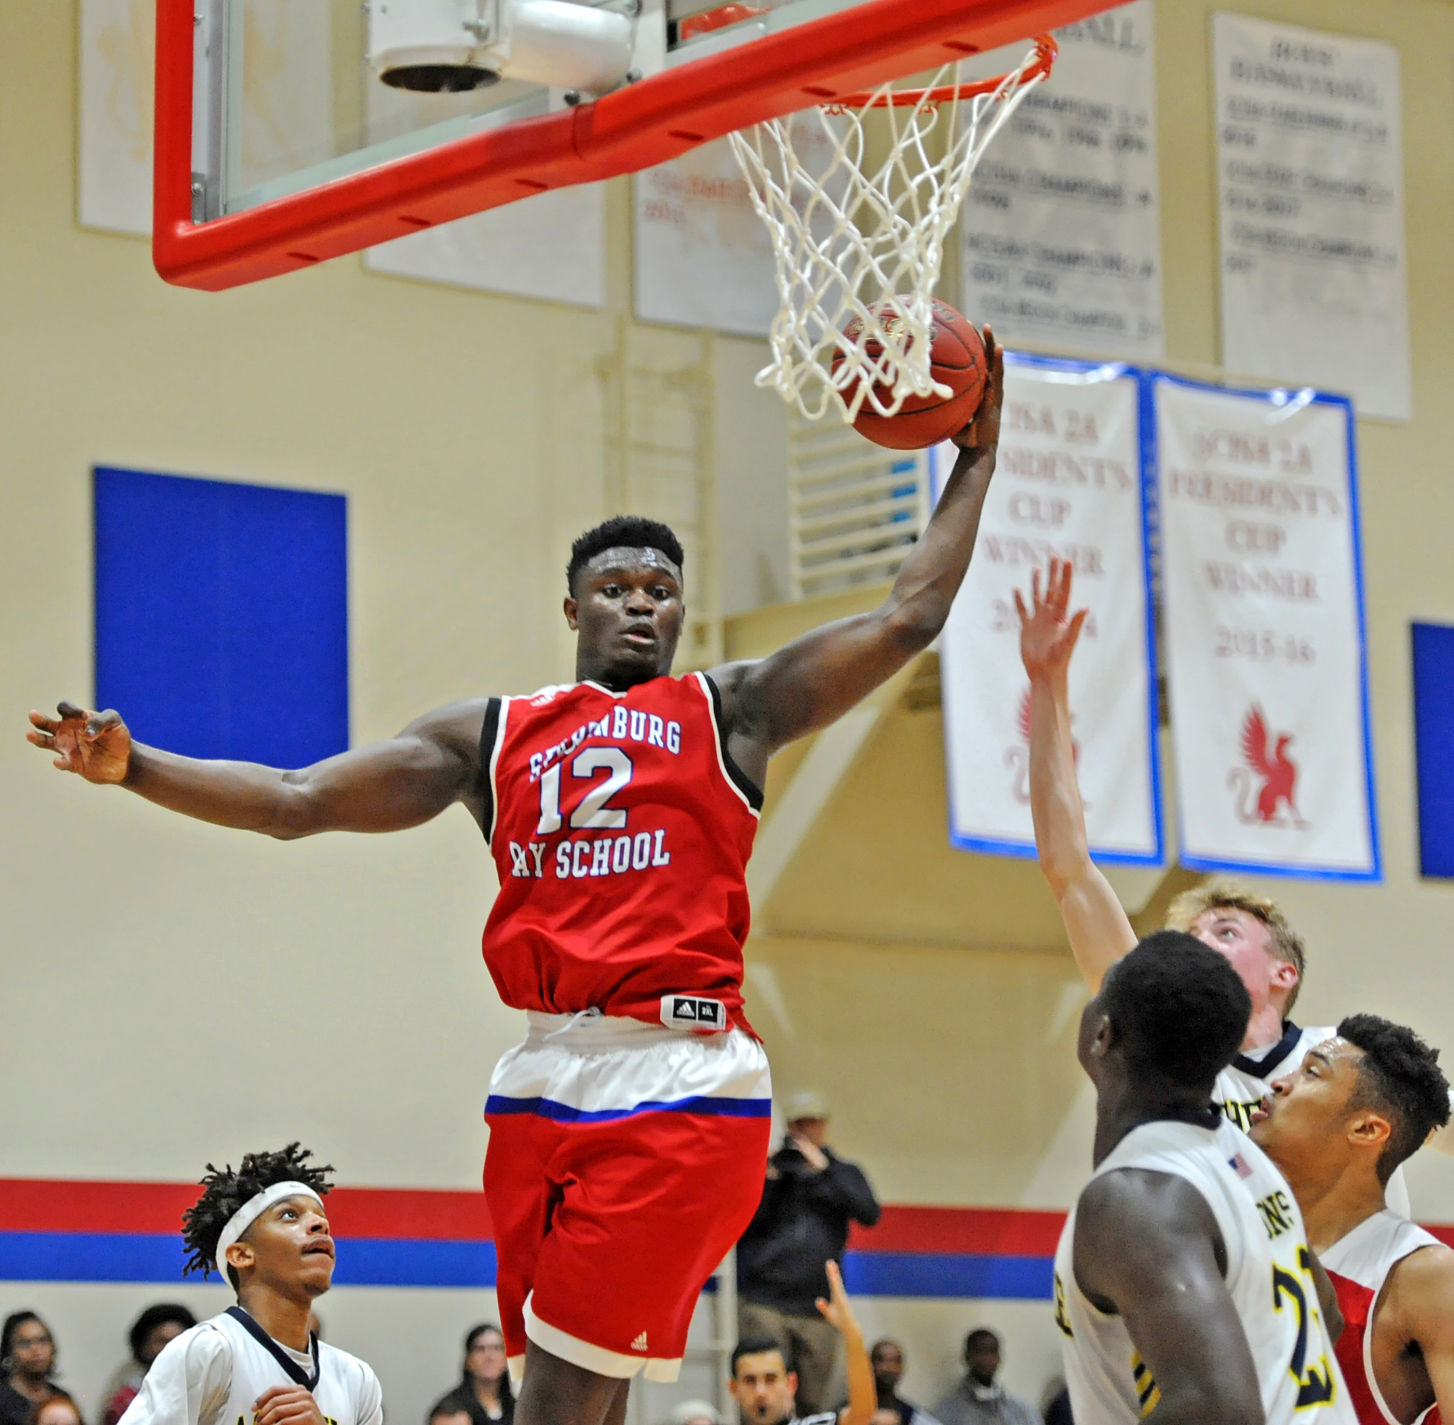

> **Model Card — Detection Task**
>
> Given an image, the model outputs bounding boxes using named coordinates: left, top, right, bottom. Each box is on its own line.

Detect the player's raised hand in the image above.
left=254, top=1386, right=328, bottom=1425
left=27, top=701, right=132, bottom=783
left=950, top=324, right=1003, bottom=456
left=1015, top=558, right=1087, bottom=682
left=815, top=1259, right=861, bottom=1339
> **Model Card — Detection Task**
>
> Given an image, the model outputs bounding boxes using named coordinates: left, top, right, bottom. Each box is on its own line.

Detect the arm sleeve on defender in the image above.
left=118, top=1328, right=231, bottom=1425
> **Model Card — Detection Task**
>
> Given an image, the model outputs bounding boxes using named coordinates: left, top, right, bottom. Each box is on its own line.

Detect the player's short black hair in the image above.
left=1338, top=1014, right=1451, bottom=1184
left=181, top=1143, right=333, bottom=1288
left=128, top=1303, right=197, bottom=1363
left=731, top=1335, right=789, bottom=1376
left=566, top=516, right=684, bottom=593
left=1102, top=931, right=1252, bottom=1088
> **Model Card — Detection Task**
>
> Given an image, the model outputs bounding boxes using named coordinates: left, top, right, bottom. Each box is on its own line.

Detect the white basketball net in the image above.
left=727, top=43, right=1051, bottom=423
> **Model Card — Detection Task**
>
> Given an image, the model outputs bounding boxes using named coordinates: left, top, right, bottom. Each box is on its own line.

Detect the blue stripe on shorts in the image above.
left=484, top=1093, right=772, bottom=1123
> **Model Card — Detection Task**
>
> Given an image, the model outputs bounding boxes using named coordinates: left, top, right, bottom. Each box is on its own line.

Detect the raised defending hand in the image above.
left=253, top=1386, right=328, bottom=1425
left=815, top=1260, right=861, bottom=1339
left=1015, top=557, right=1087, bottom=681
left=27, top=701, right=132, bottom=783
left=950, top=324, right=1003, bottom=456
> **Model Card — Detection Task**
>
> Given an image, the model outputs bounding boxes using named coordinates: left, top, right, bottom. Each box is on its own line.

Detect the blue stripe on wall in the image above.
left=0, top=1234, right=499, bottom=1289
left=0, top=1233, right=1050, bottom=1299
left=93, top=467, right=348, bottom=767
left=1412, top=622, right=1454, bottom=879
left=841, top=1252, right=1054, bottom=1301
left=0, top=1233, right=190, bottom=1283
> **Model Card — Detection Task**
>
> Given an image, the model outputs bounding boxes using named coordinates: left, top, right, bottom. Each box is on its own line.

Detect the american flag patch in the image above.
left=1229, top=1154, right=1254, bottom=1179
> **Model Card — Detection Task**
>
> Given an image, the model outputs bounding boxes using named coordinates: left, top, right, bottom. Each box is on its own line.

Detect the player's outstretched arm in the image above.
left=1073, top=1170, right=1264, bottom=1425
left=27, top=699, right=487, bottom=838
left=1017, top=560, right=1136, bottom=992
left=711, top=329, right=1004, bottom=778
left=817, top=1261, right=875, bottom=1425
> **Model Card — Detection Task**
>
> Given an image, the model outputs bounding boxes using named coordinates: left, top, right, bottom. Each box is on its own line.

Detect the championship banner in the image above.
left=78, top=0, right=331, bottom=238
left=934, top=354, right=1161, bottom=864
left=364, top=186, right=608, bottom=308
left=1213, top=14, right=1411, bottom=421
left=633, top=112, right=844, bottom=336
left=1154, top=375, right=1380, bottom=880
left=958, top=0, right=1164, bottom=361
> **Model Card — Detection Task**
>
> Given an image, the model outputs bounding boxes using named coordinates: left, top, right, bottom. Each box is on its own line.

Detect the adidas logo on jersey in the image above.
left=661, top=995, right=726, bottom=1032
left=632, top=1332, right=648, bottom=1351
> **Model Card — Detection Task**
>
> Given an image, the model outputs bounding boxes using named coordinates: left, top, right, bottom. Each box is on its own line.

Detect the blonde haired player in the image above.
left=1014, top=559, right=1454, bottom=1207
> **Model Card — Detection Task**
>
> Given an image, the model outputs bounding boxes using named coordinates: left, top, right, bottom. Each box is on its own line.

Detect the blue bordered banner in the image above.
left=1151, top=374, right=1380, bottom=881
left=933, top=351, right=1164, bottom=867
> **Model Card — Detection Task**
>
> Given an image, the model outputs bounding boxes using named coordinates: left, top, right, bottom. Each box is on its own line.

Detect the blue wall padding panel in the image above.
left=1411, top=622, right=1454, bottom=879
left=94, top=468, right=348, bottom=767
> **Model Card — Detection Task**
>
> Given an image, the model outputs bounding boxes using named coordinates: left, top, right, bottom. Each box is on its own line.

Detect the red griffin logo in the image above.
left=1006, top=688, right=1083, bottom=805
left=1229, top=704, right=1306, bottom=827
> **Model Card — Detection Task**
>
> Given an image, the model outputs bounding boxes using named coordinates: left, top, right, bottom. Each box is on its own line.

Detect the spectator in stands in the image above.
left=0, top=1314, right=74, bottom=1425
left=869, top=1341, right=939, bottom=1425
left=1038, top=1381, right=1070, bottom=1425
left=27, top=1401, right=83, bottom=1425
left=427, top=1324, right=514, bottom=1425
left=729, top=1261, right=874, bottom=1425
left=931, top=1330, right=1038, bottom=1425
left=737, top=1091, right=880, bottom=1415
left=98, top=1304, right=198, bottom=1425
left=664, top=1401, right=720, bottom=1425
left=428, top=1406, right=472, bottom=1425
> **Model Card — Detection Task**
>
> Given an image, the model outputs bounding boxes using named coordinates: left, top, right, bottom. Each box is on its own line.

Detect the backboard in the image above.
left=155, top=0, right=1116, bottom=290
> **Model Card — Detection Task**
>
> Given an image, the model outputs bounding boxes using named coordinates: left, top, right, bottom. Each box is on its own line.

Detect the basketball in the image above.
left=834, top=298, right=987, bottom=450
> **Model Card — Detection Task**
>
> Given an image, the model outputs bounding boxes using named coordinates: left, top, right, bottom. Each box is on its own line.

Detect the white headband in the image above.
left=214, top=1181, right=324, bottom=1276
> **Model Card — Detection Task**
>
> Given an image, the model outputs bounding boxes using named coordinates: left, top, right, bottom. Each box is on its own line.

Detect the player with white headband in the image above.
left=119, top=1144, right=383, bottom=1425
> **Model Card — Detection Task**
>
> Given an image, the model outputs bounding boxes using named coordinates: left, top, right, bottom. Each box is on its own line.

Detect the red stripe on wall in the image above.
left=0, top=1180, right=493, bottom=1241
left=6, top=1180, right=1448, bottom=1259
left=851, top=1205, right=1066, bottom=1256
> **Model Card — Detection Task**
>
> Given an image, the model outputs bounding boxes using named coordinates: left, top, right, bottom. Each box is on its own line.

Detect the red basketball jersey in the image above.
left=1323, top=1210, right=1444, bottom=1425
left=479, top=672, right=762, bottom=1029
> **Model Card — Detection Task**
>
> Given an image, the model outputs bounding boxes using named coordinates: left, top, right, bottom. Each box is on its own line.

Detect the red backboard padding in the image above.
left=154, top=0, right=1114, bottom=291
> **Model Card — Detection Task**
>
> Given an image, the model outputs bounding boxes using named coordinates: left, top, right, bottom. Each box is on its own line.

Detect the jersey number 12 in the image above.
left=536, top=748, right=634, bottom=833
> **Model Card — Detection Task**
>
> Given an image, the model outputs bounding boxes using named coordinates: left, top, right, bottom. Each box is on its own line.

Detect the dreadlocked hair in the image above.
left=181, top=1143, right=334, bottom=1285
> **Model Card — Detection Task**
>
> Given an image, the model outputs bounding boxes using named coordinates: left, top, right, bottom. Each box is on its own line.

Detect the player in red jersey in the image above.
left=27, top=331, right=1006, bottom=1425
left=1250, top=1015, right=1454, bottom=1425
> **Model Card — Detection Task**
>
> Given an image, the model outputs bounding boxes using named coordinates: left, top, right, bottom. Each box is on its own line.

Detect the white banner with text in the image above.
left=1154, top=376, right=1379, bottom=879
left=958, top=1, right=1164, bottom=361
left=934, top=355, right=1161, bottom=863
left=1213, top=13, right=1410, bottom=421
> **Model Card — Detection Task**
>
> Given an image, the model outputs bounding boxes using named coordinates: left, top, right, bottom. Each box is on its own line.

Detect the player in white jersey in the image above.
left=1054, top=930, right=1353, bottom=1425
left=1250, top=1015, right=1454, bottom=1425
left=121, top=1144, right=383, bottom=1425
left=1014, top=560, right=1449, bottom=1203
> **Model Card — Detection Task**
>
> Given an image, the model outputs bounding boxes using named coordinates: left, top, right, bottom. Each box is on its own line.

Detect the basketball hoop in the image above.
left=728, top=37, right=1056, bottom=425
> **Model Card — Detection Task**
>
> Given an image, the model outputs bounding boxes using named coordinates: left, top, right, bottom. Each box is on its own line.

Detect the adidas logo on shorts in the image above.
left=632, top=1331, right=648, bottom=1351
left=661, top=994, right=727, bottom=1032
